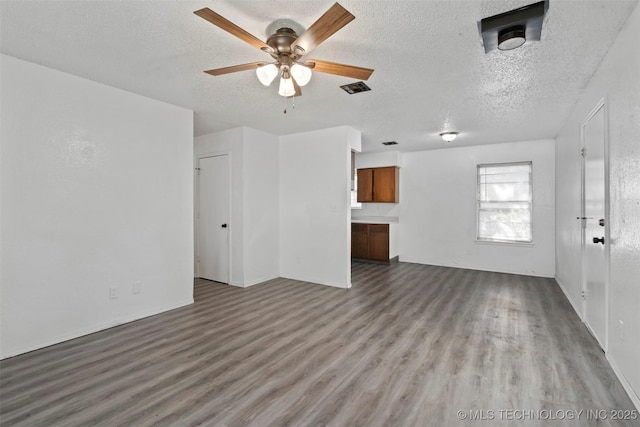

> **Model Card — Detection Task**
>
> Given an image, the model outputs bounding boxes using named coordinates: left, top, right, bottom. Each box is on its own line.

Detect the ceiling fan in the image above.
left=194, top=2, right=374, bottom=98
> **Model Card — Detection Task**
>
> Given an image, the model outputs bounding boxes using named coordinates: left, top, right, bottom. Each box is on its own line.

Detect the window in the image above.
left=477, top=162, right=532, bottom=243
left=351, top=171, right=362, bottom=209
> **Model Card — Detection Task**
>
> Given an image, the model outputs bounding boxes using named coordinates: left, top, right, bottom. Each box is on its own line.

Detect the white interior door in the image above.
left=581, top=101, right=607, bottom=351
left=198, top=155, right=230, bottom=283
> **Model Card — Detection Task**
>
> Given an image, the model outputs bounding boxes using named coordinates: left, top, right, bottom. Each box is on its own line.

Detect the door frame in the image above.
left=195, top=151, right=232, bottom=283
left=579, top=97, right=610, bottom=352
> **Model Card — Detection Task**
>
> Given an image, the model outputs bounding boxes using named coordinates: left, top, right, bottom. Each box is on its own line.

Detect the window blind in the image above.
left=477, top=162, right=532, bottom=243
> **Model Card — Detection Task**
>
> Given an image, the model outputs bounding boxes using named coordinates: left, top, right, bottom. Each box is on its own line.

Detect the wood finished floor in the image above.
left=1, top=262, right=636, bottom=427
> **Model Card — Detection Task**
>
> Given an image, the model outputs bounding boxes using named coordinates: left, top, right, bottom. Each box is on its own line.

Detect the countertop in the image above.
left=351, top=216, right=399, bottom=224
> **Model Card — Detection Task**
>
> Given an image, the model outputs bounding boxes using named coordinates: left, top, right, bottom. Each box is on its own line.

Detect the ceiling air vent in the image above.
left=340, top=81, right=371, bottom=94
left=382, top=141, right=398, bottom=146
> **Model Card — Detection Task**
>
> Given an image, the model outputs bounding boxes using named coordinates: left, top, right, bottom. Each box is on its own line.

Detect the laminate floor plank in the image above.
left=1, top=263, right=636, bottom=426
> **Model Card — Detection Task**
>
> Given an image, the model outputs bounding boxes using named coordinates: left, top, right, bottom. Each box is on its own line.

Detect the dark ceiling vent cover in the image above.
left=382, top=141, right=398, bottom=146
left=479, top=0, right=549, bottom=53
left=340, top=81, right=371, bottom=94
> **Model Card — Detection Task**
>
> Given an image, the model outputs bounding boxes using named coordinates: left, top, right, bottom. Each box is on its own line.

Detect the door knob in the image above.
left=592, top=236, right=604, bottom=244
left=221, top=224, right=227, bottom=228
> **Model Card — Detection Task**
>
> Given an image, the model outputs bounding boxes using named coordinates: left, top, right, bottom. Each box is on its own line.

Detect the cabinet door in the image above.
left=368, top=224, right=389, bottom=261
left=351, top=223, right=369, bottom=259
left=356, top=169, right=374, bottom=202
left=373, top=167, right=399, bottom=203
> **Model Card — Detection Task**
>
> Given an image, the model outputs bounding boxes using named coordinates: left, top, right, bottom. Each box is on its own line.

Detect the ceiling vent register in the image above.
left=340, top=81, right=371, bottom=94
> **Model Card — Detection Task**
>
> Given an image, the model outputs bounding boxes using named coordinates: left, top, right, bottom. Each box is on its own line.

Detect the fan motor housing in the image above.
left=266, top=28, right=299, bottom=56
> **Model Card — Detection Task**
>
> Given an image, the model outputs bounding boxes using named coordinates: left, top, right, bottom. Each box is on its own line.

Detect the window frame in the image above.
left=351, top=161, right=362, bottom=209
left=476, top=161, right=533, bottom=244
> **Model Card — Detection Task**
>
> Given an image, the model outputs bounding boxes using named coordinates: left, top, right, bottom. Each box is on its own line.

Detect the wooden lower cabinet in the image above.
left=351, top=223, right=390, bottom=263
left=351, top=223, right=370, bottom=259
left=368, top=224, right=390, bottom=261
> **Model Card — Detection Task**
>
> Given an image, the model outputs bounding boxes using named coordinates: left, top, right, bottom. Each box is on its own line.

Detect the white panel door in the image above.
left=581, top=102, right=607, bottom=351
left=198, top=155, right=230, bottom=283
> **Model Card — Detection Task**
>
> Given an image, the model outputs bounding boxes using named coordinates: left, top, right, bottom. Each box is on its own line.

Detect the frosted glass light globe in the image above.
left=278, top=76, right=295, bottom=97
left=256, top=64, right=278, bottom=86
left=290, top=63, right=312, bottom=86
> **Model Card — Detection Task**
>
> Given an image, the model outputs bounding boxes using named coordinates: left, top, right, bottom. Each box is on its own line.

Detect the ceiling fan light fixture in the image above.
left=278, top=76, right=296, bottom=97
left=256, top=63, right=278, bottom=86
left=195, top=3, right=374, bottom=100
left=290, top=63, right=312, bottom=86
left=498, top=26, right=526, bottom=50
left=439, top=131, right=459, bottom=142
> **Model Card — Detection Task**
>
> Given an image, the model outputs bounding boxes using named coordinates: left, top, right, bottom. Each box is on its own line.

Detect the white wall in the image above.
left=194, top=127, right=279, bottom=287
left=555, top=3, right=640, bottom=407
left=0, top=55, right=194, bottom=359
left=280, top=126, right=359, bottom=288
left=400, top=140, right=556, bottom=277
left=242, top=127, right=279, bottom=286
left=355, top=151, right=403, bottom=169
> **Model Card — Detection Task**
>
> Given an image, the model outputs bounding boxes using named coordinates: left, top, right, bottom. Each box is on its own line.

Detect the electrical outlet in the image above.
left=109, top=287, right=118, bottom=299
left=133, top=281, right=142, bottom=295
left=619, top=320, right=624, bottom=340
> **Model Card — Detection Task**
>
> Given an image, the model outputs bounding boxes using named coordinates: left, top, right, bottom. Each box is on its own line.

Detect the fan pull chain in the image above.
left=283, top=97, right=296, bottom=114
left=283, top=96, right=297, bottom=115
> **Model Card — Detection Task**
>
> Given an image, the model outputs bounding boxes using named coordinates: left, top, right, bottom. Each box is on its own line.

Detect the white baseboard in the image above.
left=229, top=274, right=279, bottom=288
left=554, top=278, right=639, bottom=411
left=554, top=276, right=583, bottom=321
left=1, top=298, right=194, bottom=360
left=234, top=274, right=349, bottom=289
left=280, top=274, right=349, bottom=289
left=243, top=274, right=280, bottom=288
left=607, top=354, right=640, bottom=411
left=398, top=257, right=555, bottom=278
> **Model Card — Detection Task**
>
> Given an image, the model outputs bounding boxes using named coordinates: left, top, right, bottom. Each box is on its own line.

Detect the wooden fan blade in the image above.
left=204, top=61, right=266, bottom=76
left=290, top=3, right=354, bottom=56
left=194, top=8, right=271, bottom=52
left=290, top=79, right=303, bottom=97
left=305, top=59, right=374, bottom=80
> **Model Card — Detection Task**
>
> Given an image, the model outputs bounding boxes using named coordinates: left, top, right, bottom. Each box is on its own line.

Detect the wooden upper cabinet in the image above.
left=373, top=167, right=399, bottom=203
left=356, top=168, right=374, bottom=202
left=356, top=166, right=399, bottom=203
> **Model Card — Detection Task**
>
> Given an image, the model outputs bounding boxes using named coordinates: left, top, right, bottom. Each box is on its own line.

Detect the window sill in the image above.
left=475, top=239, right=534, bottom=247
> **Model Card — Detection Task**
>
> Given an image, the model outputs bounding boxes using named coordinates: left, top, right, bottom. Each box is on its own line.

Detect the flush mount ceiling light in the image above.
left=498, top=25, right=526, bottom=50
left=194, top=3, right=374, bottom=99
left=439, top=132, right=459, bottom=142
left=479, top=0, right=549, bottom=53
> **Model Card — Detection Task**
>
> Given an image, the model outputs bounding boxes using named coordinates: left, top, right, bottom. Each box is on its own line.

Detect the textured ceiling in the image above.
left=1, top=0, right=638, bottom=152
